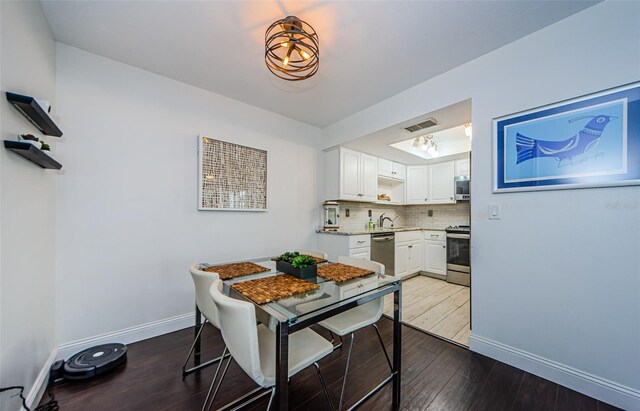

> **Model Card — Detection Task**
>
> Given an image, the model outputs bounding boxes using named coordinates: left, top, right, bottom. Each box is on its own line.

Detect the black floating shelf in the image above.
left=5, top=92, right=63, bottom=137
left=4, top=141, right=62, bottom=170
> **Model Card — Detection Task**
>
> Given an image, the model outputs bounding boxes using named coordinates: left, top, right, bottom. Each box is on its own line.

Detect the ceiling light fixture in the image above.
left=464, top=123, right=472, bottom=138
left=415, top=135, right=438, bottom=154
left=265, top=16, right=319, bottom=81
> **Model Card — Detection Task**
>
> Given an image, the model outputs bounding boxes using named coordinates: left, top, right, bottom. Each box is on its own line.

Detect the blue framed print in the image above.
left=493, top=82, right=640, bottom=192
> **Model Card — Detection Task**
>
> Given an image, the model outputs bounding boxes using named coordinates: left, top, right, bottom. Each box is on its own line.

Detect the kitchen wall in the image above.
left=54, top=44, right=322, bottom=351
left=321, top=2, right=640, bottom=409
left=336, top=201, right=406, bottom=231
left=0, top=1, right=57, bottom=408
left=335, top=201, right=470, bottom=231
left=405, top=203, right=470, bottom=229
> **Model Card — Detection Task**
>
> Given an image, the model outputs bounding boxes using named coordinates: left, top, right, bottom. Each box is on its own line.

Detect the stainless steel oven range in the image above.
left=445, top=225, right=470, bottom=286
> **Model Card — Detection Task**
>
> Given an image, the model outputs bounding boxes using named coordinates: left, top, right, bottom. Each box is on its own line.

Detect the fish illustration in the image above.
left=516, top=115, right=617, bottom=165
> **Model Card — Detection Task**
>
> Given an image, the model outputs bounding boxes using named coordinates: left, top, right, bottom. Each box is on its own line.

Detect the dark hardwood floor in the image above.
left=40, top=318, right=621, bottom=411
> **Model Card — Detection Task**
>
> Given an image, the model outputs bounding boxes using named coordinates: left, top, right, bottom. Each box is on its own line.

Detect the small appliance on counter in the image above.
left=322, top=201, right=340, bottom=231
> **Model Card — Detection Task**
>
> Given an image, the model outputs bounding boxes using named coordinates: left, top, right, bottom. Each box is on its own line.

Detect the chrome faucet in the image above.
left=379, top=213, right=394, bottom=228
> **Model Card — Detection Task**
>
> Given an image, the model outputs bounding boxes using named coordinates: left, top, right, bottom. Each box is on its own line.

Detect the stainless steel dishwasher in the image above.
left=371, top=233, right=395, bottom=276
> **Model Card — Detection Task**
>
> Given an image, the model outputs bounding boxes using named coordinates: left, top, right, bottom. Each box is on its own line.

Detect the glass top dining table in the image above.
left=197, top=259, right=403, bottom=411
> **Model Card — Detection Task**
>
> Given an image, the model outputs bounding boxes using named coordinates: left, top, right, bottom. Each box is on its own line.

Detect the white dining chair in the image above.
left=205, top=279, right=335, bottom=411
left=295, top=249, right=329, bottom=259
left=181, top=264, right=229, bottom=377
left=315, top=256, right=392, bottom=411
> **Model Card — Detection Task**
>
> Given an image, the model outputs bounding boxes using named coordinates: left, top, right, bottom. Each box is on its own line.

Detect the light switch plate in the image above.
left=489, top=203, right=501, bottom=220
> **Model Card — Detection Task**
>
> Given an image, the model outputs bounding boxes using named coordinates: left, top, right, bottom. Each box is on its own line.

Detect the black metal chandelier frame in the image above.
left=265, top=16, right=319, bottom=81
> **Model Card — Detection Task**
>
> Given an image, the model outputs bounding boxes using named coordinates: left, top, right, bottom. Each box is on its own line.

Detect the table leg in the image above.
left=275, top=321, right=289, bottom=411
left=392, top=285, right=402, bottom=409
left=195, top=304, right=202, bottom=365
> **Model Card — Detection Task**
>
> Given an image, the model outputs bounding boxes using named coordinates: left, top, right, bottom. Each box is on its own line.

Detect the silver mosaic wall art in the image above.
left=198, top=136, right=267, bottom=211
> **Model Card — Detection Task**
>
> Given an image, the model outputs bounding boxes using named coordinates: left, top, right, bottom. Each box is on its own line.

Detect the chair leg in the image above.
left=338, top=333, right=355, bottom=411
left=183, top=320, right=231, bottom=378
left=372, top=324, right=392, bottom=371
left=182, top=319, right=207, bottom=374
left=266, top=387, right=276, bottom=411
left=331, top=333, right=344, bottom=351
left=203, top=346, right=231, bottom=411
left=314, top=362, right=335, bottom=411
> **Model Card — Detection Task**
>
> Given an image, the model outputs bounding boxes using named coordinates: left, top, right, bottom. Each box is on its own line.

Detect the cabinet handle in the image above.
left=357, top=240, right=365, bottom=244
left=442, top=245, right=446, bottom=248
left=424, top=198, right=428, bottom=202
left=450, top=197, right=453, bottom=200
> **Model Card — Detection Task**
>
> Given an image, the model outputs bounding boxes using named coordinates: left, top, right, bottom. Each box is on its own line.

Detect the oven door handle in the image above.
left=447, top=234, right=470, bottom=239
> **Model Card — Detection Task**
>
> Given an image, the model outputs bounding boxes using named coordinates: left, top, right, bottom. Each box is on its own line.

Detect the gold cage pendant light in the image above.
left=265, top=16, right=319, bottom=81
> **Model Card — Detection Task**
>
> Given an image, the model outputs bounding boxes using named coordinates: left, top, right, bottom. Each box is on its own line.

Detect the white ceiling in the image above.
left=40, top=1, right=598, bottom=128
left=343, top=99, right=471, bottom=164
left=390, top=125, right=471, bottom=162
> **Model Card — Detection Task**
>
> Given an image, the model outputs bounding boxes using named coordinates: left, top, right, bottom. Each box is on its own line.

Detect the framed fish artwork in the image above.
left=493, top=81, right=640, bottom=192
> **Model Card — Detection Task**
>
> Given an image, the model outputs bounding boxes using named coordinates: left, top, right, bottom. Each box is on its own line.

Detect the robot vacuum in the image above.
left=62, top=343, right=127, bottom=380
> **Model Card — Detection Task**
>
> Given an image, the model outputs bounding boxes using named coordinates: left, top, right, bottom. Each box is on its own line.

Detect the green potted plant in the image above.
left=276, top=251, right=317, bottom=279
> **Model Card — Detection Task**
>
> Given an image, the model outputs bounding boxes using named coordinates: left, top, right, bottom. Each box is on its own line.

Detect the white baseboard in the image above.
left=23, top=348, right=58, bottom=410
left=57, top=312, right=197, bottom=360
left=470, top=334, right=640, bottom=410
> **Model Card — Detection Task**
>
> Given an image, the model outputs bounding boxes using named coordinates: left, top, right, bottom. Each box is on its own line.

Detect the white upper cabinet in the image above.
left=406, top=161, right=455, bottom=204
left=378, top=158, right=394, bottom=178
left=378, top=158, right=406, bottom=181
left=455, top=156, right=470, bottom=177
left=360, top=153, right=378, bottom=201
left=393, top=163, right=406, bottom=181
left=406, top=166, right=429, bottom=204
left=341, top=149, right=361, bottom=199
left=428, top=161, right=455, bottom=204
left=325, top=147, right=378, bottom=202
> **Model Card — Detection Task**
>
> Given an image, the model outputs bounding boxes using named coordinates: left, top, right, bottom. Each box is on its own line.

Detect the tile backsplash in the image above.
left=405, top=203, right=470, bottom=229
left=334, top=201, right=470, bottom=231
left=337, top=202, right=406, bottom=231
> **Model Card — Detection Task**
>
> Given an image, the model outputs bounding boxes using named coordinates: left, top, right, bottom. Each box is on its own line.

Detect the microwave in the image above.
left=455, top=176, right=470, bottom=201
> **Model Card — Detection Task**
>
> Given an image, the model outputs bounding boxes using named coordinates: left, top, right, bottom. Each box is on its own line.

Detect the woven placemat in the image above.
left=317, top=263, right=375, bottom=283
left=231, top=275, right=319, bottom=305
left=202, top=262, right=270, bottom=280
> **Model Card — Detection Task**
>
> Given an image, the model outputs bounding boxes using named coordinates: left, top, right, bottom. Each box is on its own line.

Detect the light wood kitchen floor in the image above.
left=383, top=275, right=471, bottom=346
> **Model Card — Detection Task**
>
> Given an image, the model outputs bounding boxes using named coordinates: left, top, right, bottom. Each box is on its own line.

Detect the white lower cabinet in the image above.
left=408, top=242, right=422, bottom=274
left=422, top=230, right=446, bottom=277
left=395, top=243, right=410, bottom=278
left=317, top=233, right=371, bottom=262
left=349, top=247, right=371, bottom=260
left=394, top=231, right=422, bottom=278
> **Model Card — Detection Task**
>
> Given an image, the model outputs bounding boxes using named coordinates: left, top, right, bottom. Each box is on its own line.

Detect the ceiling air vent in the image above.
left=404, top=117, right=439, bottom=133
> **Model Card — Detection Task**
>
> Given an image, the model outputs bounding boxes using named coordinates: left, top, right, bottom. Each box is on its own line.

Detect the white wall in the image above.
left=0, top=0, right=57, bottom=408
left=323, top=2, right=640, bottom=409
left=54, top=44, right=322, bottom=347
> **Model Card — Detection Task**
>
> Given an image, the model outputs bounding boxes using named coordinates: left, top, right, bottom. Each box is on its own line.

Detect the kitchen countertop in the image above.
left=317, top=227, right=447, bottom=236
